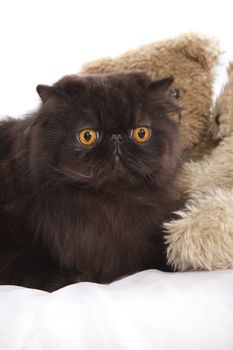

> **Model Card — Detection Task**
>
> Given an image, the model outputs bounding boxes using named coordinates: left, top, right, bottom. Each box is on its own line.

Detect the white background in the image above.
left=0, top=0, right=233, bottom=117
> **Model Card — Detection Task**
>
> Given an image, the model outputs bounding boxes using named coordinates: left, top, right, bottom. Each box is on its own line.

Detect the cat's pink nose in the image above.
left=111, top=134, right=122, bottom=142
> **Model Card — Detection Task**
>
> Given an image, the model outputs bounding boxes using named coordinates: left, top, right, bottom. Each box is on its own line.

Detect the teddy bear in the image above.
left=81, top=33, right=233, bottom=271
left=82, top=33, right=220, bottom=161
left=165, top=62, right=233, bottom=271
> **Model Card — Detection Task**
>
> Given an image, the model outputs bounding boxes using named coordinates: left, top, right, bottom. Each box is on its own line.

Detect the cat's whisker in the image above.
left=61, top=167, right=94, bottom=179
left=47, top=162, right=101, bottom=180
left=125, top=157, right=154, bottom=182
left=47, top=162, right=69, bottom=177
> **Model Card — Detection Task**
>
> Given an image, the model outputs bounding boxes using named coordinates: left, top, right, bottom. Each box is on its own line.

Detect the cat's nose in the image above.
left=111, top=134, right=122, bottom=142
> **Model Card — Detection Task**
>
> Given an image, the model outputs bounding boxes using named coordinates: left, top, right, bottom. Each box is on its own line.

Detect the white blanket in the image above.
left=1, top=269, right=233, bottom=350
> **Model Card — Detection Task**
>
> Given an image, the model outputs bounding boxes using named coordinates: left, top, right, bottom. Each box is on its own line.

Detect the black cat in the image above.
left=0, top=72, right=183, bottom=291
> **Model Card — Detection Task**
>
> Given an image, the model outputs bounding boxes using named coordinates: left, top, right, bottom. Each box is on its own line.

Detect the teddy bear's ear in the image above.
left=227, top=62, right=233, bottom=78
left=175, top=33, right=220, bottom=70
left=82, top=58, right=113, bottom=74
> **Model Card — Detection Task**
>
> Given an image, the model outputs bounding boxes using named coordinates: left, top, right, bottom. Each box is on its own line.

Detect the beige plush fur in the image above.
left=209, top=62, right=233, bottom=139
left=166, top=189, right=233, bottom=271
left=82, top=33, right=220, bottom=160
left=165, top=63, right=233, bottom=271
left=81, top=33, right=233, bottom=272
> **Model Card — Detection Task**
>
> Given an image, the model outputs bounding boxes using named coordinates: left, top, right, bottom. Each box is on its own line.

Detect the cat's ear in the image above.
left=36, top=84, right=57, bottom=103
left=148, top=76, right=174, bottom=93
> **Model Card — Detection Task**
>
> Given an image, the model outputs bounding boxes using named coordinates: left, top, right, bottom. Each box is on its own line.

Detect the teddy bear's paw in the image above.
left=164, top=189, right=233, bottom=271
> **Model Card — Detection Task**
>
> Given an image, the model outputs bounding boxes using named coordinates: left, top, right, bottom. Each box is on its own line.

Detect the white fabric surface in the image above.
left=0, top=269, right=233, bottom=350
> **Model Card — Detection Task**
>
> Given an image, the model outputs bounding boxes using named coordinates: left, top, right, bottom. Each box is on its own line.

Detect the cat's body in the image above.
left=0, top=73, right=182, bottom=291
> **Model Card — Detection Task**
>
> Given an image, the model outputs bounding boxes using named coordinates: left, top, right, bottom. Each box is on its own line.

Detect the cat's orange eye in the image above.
left=78, top=129, right=99, bottom=145
left=131, top=127, right=151, bottom=143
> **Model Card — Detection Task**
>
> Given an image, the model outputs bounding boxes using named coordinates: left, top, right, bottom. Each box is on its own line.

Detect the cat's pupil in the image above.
left=138, top=129, right=145, bottom=138
left=84, top=131, right=92, bottom=141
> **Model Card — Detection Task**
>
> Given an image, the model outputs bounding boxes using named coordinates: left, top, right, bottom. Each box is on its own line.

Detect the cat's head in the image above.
left=30, top=72, right=182, bottom=192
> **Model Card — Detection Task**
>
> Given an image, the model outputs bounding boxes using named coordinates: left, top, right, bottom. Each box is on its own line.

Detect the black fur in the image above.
left=0, top=72, right=182, bottom=291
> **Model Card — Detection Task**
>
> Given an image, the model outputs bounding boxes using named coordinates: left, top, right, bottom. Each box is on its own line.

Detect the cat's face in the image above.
left=32, top=73, right=181, bottom=191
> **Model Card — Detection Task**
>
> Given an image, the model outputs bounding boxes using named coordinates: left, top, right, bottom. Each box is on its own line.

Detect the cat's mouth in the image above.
left=111, top=144, right=138, bottom=177
left=112, top=153, right=124, bottom=171
left=110, top=145, right=126, bottom=174
left=114, top=154, right=120, bottom=163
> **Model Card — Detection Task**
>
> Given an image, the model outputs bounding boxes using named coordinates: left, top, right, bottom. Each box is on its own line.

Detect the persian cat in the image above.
left=0, top=72, right=182, bottom=291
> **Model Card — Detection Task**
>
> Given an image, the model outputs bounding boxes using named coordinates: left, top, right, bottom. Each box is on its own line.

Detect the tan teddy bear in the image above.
left=82, top=33, right=233, bottom=271
left=82, top=33, right=220, bottom=160
left=165, top=62, right=233, bottom=271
